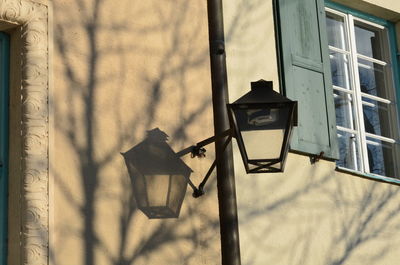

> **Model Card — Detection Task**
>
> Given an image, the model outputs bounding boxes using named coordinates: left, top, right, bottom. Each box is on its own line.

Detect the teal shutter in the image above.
left=0, top=32, right=9, bottom=264
left=275, top=0, right=339, bottom=159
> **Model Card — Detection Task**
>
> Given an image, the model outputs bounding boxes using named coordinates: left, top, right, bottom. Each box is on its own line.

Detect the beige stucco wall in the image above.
left=222, top=0, right=400, bottom=264
left=51, top=1, right=221, bottom=264
left=235, top=154, right=400, bottom=265
left=1, top=0, right=394, bottom=264
left=334, top=0, right=400, bottom=20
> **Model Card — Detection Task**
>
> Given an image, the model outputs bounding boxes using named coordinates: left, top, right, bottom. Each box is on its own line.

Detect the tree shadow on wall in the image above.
left=53, top=0, right=218, bottom=265
left=237, top=160, right=400, bottom=265
left=51, top=0, right=288, bottom=264
left=52, top=0, right=219, bottom=265
left=51, top=0, right=400, bottom=264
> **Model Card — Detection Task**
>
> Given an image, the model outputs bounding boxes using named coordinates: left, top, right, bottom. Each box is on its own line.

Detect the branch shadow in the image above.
left=50, top=0, right=232, bottom=264
left=50, top=1, right=400, bottom=265
left=236, top=158, right=400, bottom=265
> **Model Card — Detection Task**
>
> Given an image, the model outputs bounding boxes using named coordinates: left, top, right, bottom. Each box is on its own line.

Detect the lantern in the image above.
left=227, top=80, right=297, bottom=173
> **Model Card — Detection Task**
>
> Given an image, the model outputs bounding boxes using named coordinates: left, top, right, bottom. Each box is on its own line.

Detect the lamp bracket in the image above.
left=191, top=146, right=207, bottom=158
left=176, top=128, right=232, bottom=157
left=192, top=128, right=231, bottom=154
left=177, top=129, right=232, bottom=198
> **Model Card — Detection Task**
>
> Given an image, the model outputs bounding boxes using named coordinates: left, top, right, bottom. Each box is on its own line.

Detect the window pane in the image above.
left=354, top=21, right=385, bottom=60
left=330, top=51, right=351, bottom=89
left=337, top=130, right=360, bottom=171
left=362, top=97, right=393, bottom=138
left=366, top=138, right=398, bottom=178
left=326, top=13, right=347, bottom=50
left=334, top=90, right=355, bottom=129
left=358, top=58, right=389, bottom=99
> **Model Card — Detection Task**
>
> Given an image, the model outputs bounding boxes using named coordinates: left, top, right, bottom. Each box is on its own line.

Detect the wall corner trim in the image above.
left=0, top=0, right=50, bottom=264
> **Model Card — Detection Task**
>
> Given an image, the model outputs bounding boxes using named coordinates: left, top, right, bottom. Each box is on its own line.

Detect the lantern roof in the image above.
left=230, top=79, right=294, bottom=105
left=229, top=80, right=298, bottom=126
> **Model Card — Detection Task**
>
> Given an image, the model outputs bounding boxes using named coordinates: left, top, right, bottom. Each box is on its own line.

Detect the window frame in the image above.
left=325, top=1, right=400, bottom=183
left=0, top=31, right=9, bottom=265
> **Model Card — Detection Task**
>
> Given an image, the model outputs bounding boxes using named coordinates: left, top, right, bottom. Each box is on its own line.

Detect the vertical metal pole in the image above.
left=206, top=0, right=241, bottom=264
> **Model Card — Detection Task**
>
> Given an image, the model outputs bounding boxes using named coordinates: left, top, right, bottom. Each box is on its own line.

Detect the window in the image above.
left=0, top=32, right=9, bottom=264
left=325, top=8, right=400, bottom=178
left=275, top=0, right=400, bottom=180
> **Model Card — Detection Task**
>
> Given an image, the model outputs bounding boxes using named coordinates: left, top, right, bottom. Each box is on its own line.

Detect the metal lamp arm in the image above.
left=177, top=128, right=232, bottom=197
left=176, top=128, right=232, bottom=157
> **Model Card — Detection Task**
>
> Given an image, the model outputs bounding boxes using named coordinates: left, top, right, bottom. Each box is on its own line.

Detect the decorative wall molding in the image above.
left=0, top=1, right=49, bottom=265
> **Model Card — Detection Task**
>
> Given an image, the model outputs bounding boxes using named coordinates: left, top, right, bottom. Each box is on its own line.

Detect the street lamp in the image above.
left=121, top=81, right=297, bottom=218
left=180, top=80, right=297, bottom=196
left=227, top=80, right=297, bottom=173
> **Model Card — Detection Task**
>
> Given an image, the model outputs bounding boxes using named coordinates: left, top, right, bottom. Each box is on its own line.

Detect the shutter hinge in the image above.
left=310, top=152, right=324, bottom=164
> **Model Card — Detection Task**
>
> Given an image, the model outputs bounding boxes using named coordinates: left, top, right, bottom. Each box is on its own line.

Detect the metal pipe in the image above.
left=206, top=0, right=241, bottom=264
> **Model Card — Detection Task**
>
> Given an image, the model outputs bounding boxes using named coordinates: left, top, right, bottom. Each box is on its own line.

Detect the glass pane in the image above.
left=337, top=130, right=360, bottom=171
left=241, top=129, right=284, bottom=159
left=354, top=21, right=385, bottom=60
left=234, top=108, right=289, bottom=160
left=362, top=97, right=392, bottom=138
left=358, top=58, right=389, bottom=99
left=326, top=13, right=347, bottom=50
left=334, top=90, right=355, bottom=129
left=366, top=138, right=398, bottom=178
left=330, top=51, right=351, bottom=89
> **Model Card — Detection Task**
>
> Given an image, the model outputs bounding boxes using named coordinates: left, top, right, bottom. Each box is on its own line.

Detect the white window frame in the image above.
left=326, top=7, right=400, bottom=179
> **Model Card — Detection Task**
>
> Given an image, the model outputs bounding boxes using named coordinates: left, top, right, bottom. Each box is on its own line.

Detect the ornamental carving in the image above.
left=0, top=1, right=49, bottom=265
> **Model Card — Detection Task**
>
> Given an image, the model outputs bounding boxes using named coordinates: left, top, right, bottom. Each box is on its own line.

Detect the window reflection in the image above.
left=337, top=131, right=359, bottom=170
left=330, top=52, right=351, bottom=89
left=326, top=13, right=347, bottom=50
left=362, top=98, right=392, bottom=138
left=358, top=59, right=386, bottom=98
left=366, top=138, right=396, bottom=177
left=334, top=91, right=355, bottom=129
left=355, top=21, right=384, bottom=60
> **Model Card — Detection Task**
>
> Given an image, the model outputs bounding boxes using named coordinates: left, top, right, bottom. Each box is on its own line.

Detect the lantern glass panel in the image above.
left=234, top=107, right=290, bottom=160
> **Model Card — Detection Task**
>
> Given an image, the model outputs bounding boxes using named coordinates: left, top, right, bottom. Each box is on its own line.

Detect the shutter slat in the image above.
left=291, top=54, right=324, bottom=73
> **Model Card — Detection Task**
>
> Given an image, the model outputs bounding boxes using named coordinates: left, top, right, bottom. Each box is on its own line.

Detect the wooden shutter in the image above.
left=275, top=0, right=339, bottom=159
left=0, top=32, right=9, bottom=265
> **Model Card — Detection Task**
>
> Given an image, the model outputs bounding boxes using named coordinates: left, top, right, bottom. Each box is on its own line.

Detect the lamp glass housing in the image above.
left=228, top=80, right=297, bottom=173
